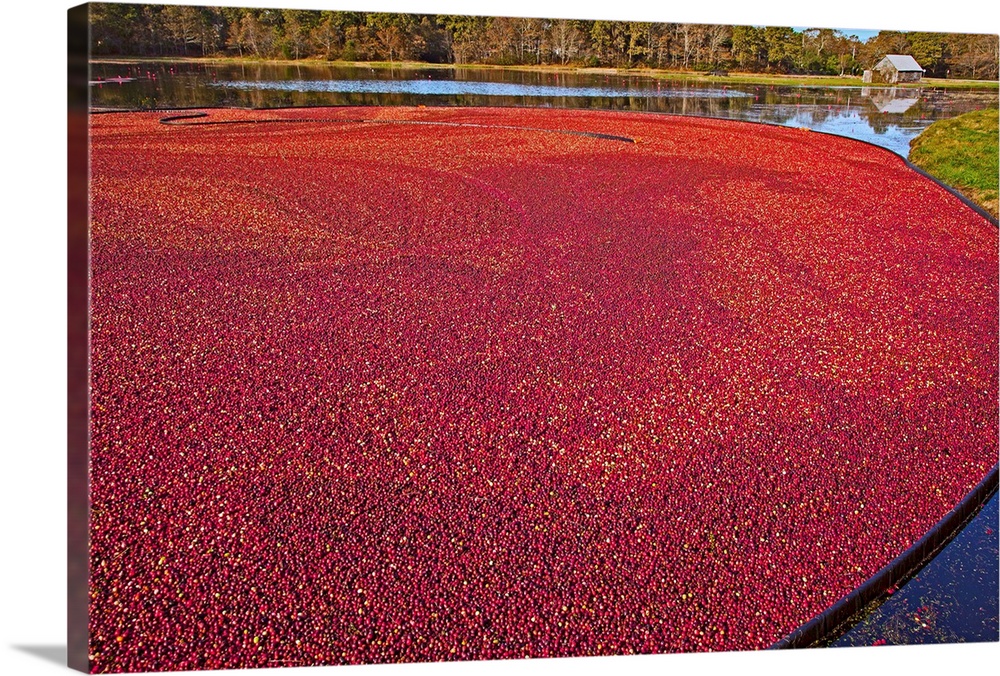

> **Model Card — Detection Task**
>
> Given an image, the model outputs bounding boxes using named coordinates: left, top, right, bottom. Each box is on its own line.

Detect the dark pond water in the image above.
left=833, top=492, right=998, bottom=646
left=90, top=61, right=998, bottom=157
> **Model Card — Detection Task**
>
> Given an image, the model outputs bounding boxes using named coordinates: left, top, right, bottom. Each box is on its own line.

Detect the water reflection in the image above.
left=866, top=87, right=921, bottom=114
left=90, top=60, right=997, bottom=157
left=209, top=79, right=749, bottom=99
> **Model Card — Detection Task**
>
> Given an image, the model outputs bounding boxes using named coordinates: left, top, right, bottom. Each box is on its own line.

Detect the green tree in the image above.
left=310, top=12, right=342, bottom=59
left=763, top=26, right=798, bottom=71
left=412, top=16, right=450, bottom=63
left=833, top=32, right=863, bottom=75
left=731, top=26, right=765, bottom=70
left=907, top=33, right=947, bottom=77
left=160, top=6, right=213, bottom=56
left=438, top=15, right=490, bottom=64
left=81, top=4, right=999, bottom=79
left=591, top=20, right=629, bottom=66
left=626, top=22, right=650, bottom=66
left=91, top=2, right=151, bottom=55
left=798, top=28, right=841, bottom=73
left=279, top=10, right=317, bottom=59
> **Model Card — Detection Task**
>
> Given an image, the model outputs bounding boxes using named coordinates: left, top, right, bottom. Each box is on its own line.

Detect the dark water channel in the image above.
left=833, top=493, right=998, bottom=647
left=90, top=60, right=998, bottom=157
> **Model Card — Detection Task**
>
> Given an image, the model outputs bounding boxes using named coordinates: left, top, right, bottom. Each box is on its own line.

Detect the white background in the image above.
left=2, top=1, right=998, bottom=675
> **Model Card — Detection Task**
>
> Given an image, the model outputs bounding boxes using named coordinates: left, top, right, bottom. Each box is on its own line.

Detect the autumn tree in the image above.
left=438, top=15, right=491, bottom=64
left=82, top=4, right=999, bottom=80
left=862, top=30, right=911, bottom=67
left=951, top=33, right=1000, bottom=79
left=703, top=24, right=730, bottom=68
left=513, top=17, right=545, bottom=64
left=310, top=12, right=342, bottom=59
left=231, top=11, right=278, bottom=58
left=485, top=17, right=517, bottom=63
left=675, top=24, right=704, bottom=70
left=275, top=10, right=312, bottom=59
left=366, top=13, right=417, bottom=62
left=161, top=5, right=207, bottom=55
left=647, top=23, right=675, bottom=67
left=833, top=32, right=863, bottom=75
left=551, top=19, right=584, bottom=65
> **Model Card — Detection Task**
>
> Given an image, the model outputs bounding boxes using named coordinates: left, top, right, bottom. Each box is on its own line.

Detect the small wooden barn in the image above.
left=872, top=54, right=924, bottom=83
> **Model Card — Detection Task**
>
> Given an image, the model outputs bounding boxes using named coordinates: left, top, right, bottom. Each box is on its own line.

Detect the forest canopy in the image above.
left=89, top=3, right=1000, bottom=79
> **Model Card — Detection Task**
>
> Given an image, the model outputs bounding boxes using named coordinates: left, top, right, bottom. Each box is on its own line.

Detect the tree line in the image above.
left=90, top=4, right=1000, bottom=79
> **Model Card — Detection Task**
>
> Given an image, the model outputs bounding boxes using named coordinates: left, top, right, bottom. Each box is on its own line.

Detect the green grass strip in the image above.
left=910, top=108, right=1000, bottom=219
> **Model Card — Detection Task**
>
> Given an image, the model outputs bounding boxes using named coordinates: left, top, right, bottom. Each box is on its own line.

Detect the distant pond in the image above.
left=90, top=60, right=998, bottom=158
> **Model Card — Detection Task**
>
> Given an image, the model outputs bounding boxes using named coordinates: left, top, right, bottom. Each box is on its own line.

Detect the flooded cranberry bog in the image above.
left=87, top=107, right=998, bottom=672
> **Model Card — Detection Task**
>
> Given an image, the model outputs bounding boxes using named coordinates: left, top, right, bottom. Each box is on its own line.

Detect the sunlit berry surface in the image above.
left=88, top=107, right=998, bottom=673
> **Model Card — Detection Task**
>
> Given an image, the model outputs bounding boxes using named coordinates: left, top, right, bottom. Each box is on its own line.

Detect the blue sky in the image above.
left=792, top=27, right=880, bottom=41
left=834, top=29, right=880, bottom=41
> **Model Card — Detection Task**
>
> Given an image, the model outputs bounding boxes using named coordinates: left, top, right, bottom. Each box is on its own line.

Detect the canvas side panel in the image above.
left=68, top=3, right=91, bottom=673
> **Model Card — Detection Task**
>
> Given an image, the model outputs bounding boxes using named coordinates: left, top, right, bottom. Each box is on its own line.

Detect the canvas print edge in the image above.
left=68, top=0, right=999, bottom=673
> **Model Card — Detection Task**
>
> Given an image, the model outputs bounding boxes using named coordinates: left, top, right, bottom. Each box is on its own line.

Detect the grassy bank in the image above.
left=646, top=71, right=997, bottom=89
left=909, top=108, right=1000, bottom=218
left=90, top=56, right=998, bottom=89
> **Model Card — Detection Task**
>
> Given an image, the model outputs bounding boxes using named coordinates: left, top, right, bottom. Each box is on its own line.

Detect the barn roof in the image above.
left=881, top=54, right=923, bottom=71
